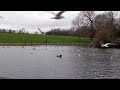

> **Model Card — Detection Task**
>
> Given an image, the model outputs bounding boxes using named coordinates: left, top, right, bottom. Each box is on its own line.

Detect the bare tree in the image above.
left=106, top=11, right=118, bottom=36
left=21, top=28, right=25, bottom=34
left=18, top=30, right=22, bottom=34
left=81, top=11, right=95, bottom=40
left=26, top=31, right=29, bottom=34
left=12, top=30, right=16, bottom=34
left=114, top=17, right=120, bottom=36
left=94, top=11, right=118, bottom=37
left=93, top=11, right=118, bottom=47
left=94, top=13, right=108, bottom=31
left=72, top=15, right=81, bottom=30
left=34, top=31, right=38, bottom=34
left=94, top=25, right=113, bottom=48
left=74, top=26, right=91, bottom=37
left=9, top=29, right=12, bottom=33
left=71, top=11, right=95, bottom=40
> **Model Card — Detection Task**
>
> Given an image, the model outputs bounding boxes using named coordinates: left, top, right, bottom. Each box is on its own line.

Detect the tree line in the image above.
left=1, top=11, right=120, bottom=47
left=46, top=11, right=120, bottom=47
left=0, top=28, right=29, bottom=34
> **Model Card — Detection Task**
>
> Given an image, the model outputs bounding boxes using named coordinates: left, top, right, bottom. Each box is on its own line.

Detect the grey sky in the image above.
left=0, top=11, right=110, bottom=33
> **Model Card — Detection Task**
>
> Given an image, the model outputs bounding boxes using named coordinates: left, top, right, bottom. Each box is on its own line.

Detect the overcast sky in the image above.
left=0, top=11, right=112, bottom=33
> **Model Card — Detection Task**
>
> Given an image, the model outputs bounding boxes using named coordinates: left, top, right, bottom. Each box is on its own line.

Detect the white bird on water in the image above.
left=47, top=11, right=66, bottom=19
left=78, top=54, right=80, bottom=57
left=101, top=43, right=116, bottom=48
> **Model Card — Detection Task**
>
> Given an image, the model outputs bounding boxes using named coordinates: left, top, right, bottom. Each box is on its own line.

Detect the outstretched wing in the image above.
left=38, top=28, right=44, bottom=34
left=49, top=11, right=56, bottom=16
left=56, top=11, right=66, bottom=16
left=0, top=16, right=3, bottom=20
left=38, top=28, right=42, bottom=32
left=45, top=12, right=56, bottom=16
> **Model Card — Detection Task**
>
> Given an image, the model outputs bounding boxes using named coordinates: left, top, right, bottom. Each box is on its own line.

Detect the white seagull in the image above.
left=101, top=43, right=116, bottom=48
left=48, top=11, right=66, bottom=19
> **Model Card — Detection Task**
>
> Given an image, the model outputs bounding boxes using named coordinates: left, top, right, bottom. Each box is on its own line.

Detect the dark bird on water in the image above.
left=33, top=48, right=36, bottom=50
left=48, top=11, right=66, bottom=19
left=57, top=55, right=62, bottom=58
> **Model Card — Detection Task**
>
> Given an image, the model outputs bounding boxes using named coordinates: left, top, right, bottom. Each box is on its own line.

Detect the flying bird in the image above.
left=0, top=16, right=3, bottom=20
left=38, top=28, right=44, bottom=35
left=48, top=11, right=66, bottom=19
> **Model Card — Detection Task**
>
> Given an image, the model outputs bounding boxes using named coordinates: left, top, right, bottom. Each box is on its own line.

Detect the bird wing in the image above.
left=0, top=16, right=3, bottom=20
left=38, top=28, right=42, bottom=31
left=56, top=11, right=66, bottom=16
left=44, top=11, right=56, bottom=16
left=47, top=11, right=56, bottom=16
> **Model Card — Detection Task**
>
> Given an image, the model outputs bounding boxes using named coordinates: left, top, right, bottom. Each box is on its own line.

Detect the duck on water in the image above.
left=57, top=55, right=62, bottom=58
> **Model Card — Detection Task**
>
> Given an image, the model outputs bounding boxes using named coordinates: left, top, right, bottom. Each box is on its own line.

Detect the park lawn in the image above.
left=0, top=33, right=92, bottom=44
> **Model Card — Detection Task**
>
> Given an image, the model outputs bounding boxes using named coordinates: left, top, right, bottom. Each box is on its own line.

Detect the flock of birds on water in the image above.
left=23, top=46, right=63, bottom=58
left=0, top=45, right=85, bottom=58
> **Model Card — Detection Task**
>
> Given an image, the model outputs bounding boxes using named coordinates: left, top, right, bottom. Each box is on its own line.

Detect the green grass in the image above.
left=0, top=33, right=91, bottom=44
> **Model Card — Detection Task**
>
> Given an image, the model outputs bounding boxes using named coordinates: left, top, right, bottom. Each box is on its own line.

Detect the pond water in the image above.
left=0, top=45, right=120, bottom=79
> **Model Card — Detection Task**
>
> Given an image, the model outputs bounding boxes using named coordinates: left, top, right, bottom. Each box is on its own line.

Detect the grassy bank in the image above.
left=0, top=33, right=91, bottom=44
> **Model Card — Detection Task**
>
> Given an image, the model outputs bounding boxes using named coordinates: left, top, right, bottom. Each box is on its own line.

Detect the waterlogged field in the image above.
left=0, top=33, right=91, bottom=44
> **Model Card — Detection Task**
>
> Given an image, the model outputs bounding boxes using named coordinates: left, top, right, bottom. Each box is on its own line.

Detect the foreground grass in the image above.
left=0, top=33, right=91, bottom=44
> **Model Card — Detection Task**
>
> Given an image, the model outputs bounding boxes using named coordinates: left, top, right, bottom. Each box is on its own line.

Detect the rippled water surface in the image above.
left=0, top=45, right=120, bottom=79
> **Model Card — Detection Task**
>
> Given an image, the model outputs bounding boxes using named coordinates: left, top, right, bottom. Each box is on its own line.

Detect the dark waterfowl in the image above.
left=33, top=48, right=36, bottom=50
left=57, top=55, right=62, bottom=58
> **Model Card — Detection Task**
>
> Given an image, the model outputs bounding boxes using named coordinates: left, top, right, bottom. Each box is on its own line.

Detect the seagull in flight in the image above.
left=38, top=28, right=44, bottom=34
left=0, top=16, right=3, bottom=20
left=48, top=11, right=66, bottom=20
